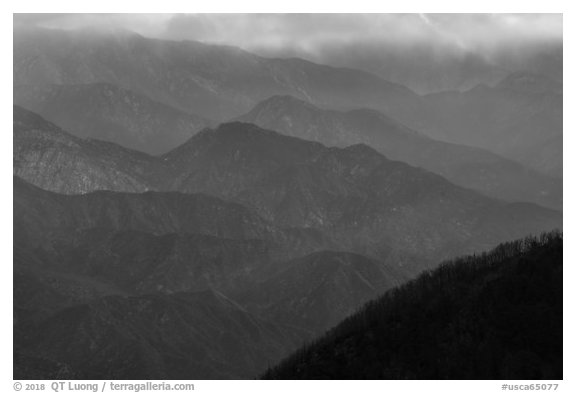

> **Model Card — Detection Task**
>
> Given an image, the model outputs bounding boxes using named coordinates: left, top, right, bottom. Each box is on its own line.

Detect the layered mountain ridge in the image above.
left=14, top=83, right=211, bottom=155
left=237, top=95, right=561, bottom=209
left=14, top=108, right=562, bottom=272
left=12, top=25, right=563, bottom=380
left=14, top=27, right=424, bottom=127
left=423, top=71, right=562, bottom=177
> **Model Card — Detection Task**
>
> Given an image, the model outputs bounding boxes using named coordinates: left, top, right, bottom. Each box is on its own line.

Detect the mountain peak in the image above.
left=213, top=121, right=277, bottom=136
left=163, top=121, right=326, bottom=180
left=190, top=121, right=325, bottom=150
left=238, top=95, right=322, bottom=124
left=343, top=143, right=384, bottom=158
left=186, top=121, right=306, bottom=147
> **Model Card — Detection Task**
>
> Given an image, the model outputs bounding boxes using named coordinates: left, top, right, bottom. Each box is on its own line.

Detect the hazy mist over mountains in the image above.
left=14, top=14, right=562, bottom=93
left=13, top=14, right=562, bottom=380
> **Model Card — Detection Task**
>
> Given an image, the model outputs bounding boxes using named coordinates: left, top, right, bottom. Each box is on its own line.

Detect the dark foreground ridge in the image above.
left=262, top=232, right=562, bottom=380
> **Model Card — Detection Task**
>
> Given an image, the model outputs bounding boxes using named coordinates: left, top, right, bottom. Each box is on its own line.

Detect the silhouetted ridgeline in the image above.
left=262, top=232, right=562, bottom=379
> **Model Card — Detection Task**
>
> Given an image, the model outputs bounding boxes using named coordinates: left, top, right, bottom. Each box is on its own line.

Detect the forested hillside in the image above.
left=263, top=232, right=562, bottom=380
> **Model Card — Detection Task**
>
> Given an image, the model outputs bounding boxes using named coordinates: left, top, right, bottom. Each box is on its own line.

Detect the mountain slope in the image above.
left=16, top=228, right=277, bottom=295
left=13, top=174, right=331, bottom=304
left=237, top=251, right=407, bottom=334
left=14, top=110, right=562, bottom=271
left=14, top=83, right=211, bottom=155
left=14, top=28, right=561, bottom=177
left=14, top=27, right=425, bottom=126
left=163, top=122, right=562, bottom=269
left=13, top=106, right=163, bottom=193
left=237, top=95, right=561, bottom=209
left=13, top=176, right=320, bottom=379
left=423, top=72, right=562, bottom=177
left=13, top=176, right=273, bottom=239
left=263, top=232, right=563, bottom=380
left=15, top=287, right=307, bottom=379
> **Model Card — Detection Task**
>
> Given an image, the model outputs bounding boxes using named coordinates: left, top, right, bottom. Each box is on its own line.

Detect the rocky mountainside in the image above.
left=14, top=106, right=162, bottom=193
left=14, top=83, right=210, bottom=155
left=263, top=232, right=563, bottom=379
left=237, top=95, right=561, bottom=209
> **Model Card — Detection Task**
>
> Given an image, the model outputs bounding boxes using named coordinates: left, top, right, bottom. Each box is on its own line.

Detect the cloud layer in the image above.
left=14, top=13, right=563, bottom=92
left=14, top=13, right=562, bottom=53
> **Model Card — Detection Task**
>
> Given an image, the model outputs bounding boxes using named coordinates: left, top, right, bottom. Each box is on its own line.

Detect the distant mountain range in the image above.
left=13, top=107, right=562, bottom=379
left=14, top=28, right=561, bottom=180
left=422, top=71, right=562, bottom=177
left=161, top=121, right=561, bottom=266
left=14, top=27, right=423, bottom=128
left=283, top=33, right=561, bottom=94
left=14, top=107, right=562, bottom=271
left=263, top=232, right=563, bottom=379
left=14, top=83, right=210, bottom=155
left=237, top=95, right=561, bottom=209
left=13, top=25, right=563, bottom=380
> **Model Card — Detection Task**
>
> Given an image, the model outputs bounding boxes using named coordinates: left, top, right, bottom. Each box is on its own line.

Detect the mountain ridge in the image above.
left=14, top=83, right=211, bottom=155
left=14, top=27, right=426, bottom=127
left=423, top=77, right=562, bottom=177
left=237, top=94, right=561, bottom=209
left=14, top=109, right=561, bottom=272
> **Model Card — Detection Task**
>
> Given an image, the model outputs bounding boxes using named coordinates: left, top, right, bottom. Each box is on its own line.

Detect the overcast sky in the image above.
left=13, top=13, right=563, bottom=90
left=13, top=14, right=562, bottom=54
